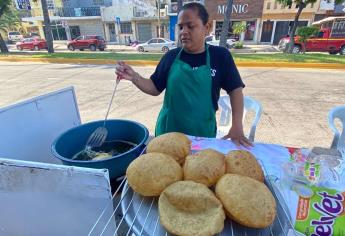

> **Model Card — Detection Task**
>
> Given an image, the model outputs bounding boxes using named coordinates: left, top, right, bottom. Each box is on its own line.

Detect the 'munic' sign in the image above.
left=218, top=4, right=249, bottom=14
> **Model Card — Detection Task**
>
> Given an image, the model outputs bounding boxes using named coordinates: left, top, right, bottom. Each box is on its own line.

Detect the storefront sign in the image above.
left=319, top=0, right=335, bottom=10
left=217, top=4, right=249, bottom=15
left=205, top=0, right=264, bottom=20
left=15, top=0, right=31, bottom=10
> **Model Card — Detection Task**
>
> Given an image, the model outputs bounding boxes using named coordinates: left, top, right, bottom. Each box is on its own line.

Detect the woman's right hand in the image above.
left=115, top=61, right=138, bottom=82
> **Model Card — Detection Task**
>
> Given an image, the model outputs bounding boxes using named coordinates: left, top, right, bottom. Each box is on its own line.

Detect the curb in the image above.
left=0, top=56, right=344, bottom=69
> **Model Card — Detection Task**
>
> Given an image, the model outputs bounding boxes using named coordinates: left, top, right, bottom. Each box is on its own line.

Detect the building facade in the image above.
left=101, top=0, right=169, bottom=44
left=22, top=0, right=110, bottom=40
left=205, top=0, right=265, bottom=44
left=259, top=0, right=325, bottom=45
left=18, top=0, right=344, bottom=44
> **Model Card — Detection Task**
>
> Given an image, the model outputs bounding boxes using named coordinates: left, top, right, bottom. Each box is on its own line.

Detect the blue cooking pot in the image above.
left=51, top=119, right=149, bottom=179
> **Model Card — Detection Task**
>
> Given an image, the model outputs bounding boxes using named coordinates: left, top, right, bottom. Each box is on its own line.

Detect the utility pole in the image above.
left=177, top=0, right=183, bottom=47
left=157, top=0, right=161, bottom=37
left=177, top=0, right=183, bottom=12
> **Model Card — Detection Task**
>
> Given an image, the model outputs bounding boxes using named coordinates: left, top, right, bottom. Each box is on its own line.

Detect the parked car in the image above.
left=8, top=31, right=23, bottom=44
left=205, top=35, right=237, bottom=49
left=67, top=35, right=106, bottom=51
left=278, top=16, right=345, bottom=55
left=16, top=38, right=47, bottom=51
left=136, top=38, right=176, bottom=53
left=25, top=32, right=40, bottom=38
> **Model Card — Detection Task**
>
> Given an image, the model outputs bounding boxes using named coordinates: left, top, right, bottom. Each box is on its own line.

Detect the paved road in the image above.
left=1, top=61, right=344, bottom=149
left=5, top=42, right=280, bottom=54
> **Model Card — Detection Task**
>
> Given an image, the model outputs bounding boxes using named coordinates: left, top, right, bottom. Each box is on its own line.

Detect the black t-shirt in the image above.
left=150, top=45, right=245, bottom=110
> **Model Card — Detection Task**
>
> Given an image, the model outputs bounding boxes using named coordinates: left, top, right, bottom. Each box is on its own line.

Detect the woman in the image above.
left=115, top=2, right=251, bottom=147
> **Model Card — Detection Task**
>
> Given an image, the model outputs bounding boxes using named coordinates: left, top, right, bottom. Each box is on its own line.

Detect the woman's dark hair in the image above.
left=181, top=2, right=209, bottom=25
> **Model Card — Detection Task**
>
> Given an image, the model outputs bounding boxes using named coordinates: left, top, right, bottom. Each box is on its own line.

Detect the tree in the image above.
left=32, top=0, right=54, bottom=53
left=232, top=22, right=246, bottom=38
left=219, top=0, right=233, bottom=48
left=276, top=0, right=345, bottom=53
left=0, top=0, right=11, bottom=53
left=231, top=22, right=247, bottom=49
left=0, top=6, right=23, bottom=34
left=40, top=0, right=54, bottom=53
left=296, top=26, right=318, bottom=53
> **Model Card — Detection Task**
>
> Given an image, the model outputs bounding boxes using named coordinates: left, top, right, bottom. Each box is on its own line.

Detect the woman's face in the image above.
left=178, top=9, right=210, bottom=53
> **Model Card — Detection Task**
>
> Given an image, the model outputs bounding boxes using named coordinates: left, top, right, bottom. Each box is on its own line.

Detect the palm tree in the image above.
left=40, top=0, right=54, bottom=53
left=0, top=0, right=12, bottom=53
left=0, top=7, right=23, bottom=34
left=219, top=0, right=233, bottom=48
left=276, top=0, right=345, bottom=53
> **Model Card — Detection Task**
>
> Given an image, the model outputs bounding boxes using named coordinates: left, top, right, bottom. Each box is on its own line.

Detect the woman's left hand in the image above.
left=222, top=126, right=253, bottom=147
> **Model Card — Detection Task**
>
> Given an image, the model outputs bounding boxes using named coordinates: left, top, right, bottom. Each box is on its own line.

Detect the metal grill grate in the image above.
left=88, top=152, right=299, bottom=236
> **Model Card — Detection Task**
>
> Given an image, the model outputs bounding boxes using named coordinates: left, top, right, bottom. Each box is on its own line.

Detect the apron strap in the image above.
left=177, top=45, right=210, bottom=67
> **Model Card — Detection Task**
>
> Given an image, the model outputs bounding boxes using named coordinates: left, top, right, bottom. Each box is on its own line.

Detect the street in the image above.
left=5, top=41, right=281, bottom=54
left=0, top=61, right=344, bottom=149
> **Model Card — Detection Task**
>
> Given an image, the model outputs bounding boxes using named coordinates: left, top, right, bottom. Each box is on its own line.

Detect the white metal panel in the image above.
left=0, top=158, right=116, bottom=236
left=0, top=86, right=81, bottom=164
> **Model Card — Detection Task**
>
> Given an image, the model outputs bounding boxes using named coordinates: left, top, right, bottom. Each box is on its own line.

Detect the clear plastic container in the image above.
left=282, top=159, right=340, bottom=188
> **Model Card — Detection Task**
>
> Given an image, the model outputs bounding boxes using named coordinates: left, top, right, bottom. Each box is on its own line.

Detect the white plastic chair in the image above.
left=328, top=105, right=345, bottom=152
left=217, top=95, right=262, bottom=142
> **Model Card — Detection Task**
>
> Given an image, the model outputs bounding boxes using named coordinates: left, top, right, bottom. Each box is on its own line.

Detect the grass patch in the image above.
left=232, top=53, right=345, bottom=64
left=3, top=52, right=163, bottom=61
left=1, top=52, right=345, bottom=64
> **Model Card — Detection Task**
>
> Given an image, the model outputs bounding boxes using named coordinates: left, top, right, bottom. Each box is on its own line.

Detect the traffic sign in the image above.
left=115, top=17, right=121, bottom=25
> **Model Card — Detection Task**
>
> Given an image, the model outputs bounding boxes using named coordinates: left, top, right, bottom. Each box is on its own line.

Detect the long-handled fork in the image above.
left=85, top=78, right=120, bottom=151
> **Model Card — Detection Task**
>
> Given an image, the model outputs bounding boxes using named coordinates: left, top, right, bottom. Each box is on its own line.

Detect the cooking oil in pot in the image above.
left=72, top=140, right=137, bottom=161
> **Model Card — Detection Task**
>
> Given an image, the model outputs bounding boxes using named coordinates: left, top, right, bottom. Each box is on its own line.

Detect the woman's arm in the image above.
left=222, top=87, right=252, bottom=147
left=115, top=61, right=161, bottom=96
left=131, top=72, right=161, bottom=96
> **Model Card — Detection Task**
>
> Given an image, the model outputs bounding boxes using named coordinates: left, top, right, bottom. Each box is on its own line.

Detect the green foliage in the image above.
left=233, top=41, right=243, bottom=49
left=232, top=22, right=247, bottom=35
left=276, top=0, right=343, bottom=8
left=275, top=0, right=317, bottom=7
left=296, top=26, right=319, bottom=43
left=0, top=3, right=23, bottom=34
left=0, top=0, right=12, bottom=17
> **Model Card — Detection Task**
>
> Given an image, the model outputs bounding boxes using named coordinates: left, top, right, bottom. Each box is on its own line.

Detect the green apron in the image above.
left=155, top=46, right=216, bottom=137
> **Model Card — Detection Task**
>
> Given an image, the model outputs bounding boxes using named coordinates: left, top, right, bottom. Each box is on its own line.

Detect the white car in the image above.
left=205, top=35, right=236, bottom=49
left=7, top=31, right=23, bottom=44
left=136, top=38, right=177, bottom=53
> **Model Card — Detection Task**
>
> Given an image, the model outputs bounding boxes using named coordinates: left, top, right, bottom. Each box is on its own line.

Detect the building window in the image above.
left=93, top=0, right=104, bottom=6
left=266, top=2, right=271, bottom=9
left=156, top=25, right=164, bottom=38
left=215, top=21, right=240, bottom=41
left=274, top=1, right=278, bottom=9
left=244, top=21, right=256, bottom=40
left=120, top=22, right=132, bottom=34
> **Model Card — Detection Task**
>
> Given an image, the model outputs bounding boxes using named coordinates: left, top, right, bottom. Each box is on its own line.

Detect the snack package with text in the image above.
left=294, top=186, right=345, bottom=236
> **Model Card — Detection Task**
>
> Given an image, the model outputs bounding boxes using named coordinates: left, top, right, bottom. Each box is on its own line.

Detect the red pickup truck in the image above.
left=278, top=17, right=345, bottom=55
left=67, top=35, right=106, bottom=51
